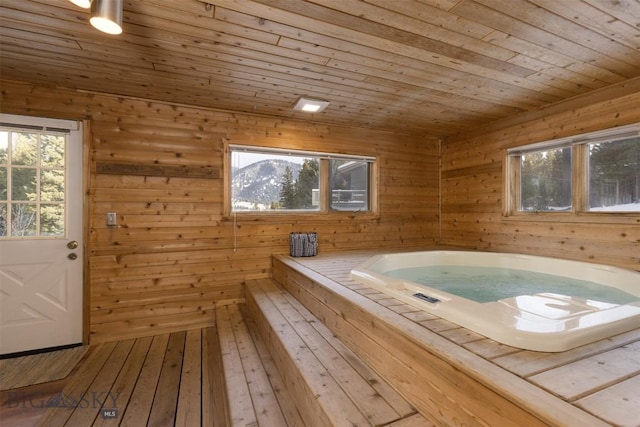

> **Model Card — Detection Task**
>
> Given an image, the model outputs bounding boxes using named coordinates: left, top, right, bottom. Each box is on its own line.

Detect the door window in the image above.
left=0, top=127, right=68, bottom=238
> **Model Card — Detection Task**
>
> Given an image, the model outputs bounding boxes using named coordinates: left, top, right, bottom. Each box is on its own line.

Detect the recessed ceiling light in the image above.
left=293, top=97, right=330, bottom=113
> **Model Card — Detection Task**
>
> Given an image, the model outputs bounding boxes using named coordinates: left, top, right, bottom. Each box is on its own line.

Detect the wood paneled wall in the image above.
left=441, top=78, right=640, bottom=271
left=4, top=75, right=637, bottom=344
left=0, top=80, right=440, bottom=343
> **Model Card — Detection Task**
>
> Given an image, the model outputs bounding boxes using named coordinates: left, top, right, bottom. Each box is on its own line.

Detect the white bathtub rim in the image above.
left=357, top=250, right=640, bottom=295
left=350, top=250, right=640, bottom=352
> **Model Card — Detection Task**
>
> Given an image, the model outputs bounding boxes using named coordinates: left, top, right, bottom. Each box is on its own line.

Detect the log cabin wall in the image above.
left=440, top=78, right=640, bottom=271
left=0, top=80, right=440, bottom=343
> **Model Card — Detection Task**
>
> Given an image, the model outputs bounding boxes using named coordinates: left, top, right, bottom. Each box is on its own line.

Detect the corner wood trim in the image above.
left=96, top=162, right=220, bottom=179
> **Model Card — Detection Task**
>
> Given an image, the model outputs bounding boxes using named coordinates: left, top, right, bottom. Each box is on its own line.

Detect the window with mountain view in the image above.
left=506, top=123, right=640, bottom=214
left=229, top=146, right=375, bottom=213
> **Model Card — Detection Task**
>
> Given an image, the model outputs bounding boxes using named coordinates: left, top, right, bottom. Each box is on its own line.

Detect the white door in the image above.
left=0, top=114, right=83, bottom=355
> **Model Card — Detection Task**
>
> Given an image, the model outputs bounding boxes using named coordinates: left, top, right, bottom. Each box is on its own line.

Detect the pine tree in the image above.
left=589, top=138, right=640, bottom=207
left=2, top=131, right=67, bottom=236
left=279, top=166, right=296, bottom=209
left=294, top=159, right=319, bottom=208
left=8, top=132, right=38, bottom=235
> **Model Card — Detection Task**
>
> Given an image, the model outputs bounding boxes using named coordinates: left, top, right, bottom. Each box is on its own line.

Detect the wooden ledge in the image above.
left=245, top=278, right=432, bottom=426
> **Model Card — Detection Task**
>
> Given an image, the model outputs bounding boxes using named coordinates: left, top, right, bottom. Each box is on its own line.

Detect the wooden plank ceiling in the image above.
left=1, top=0, right=639, bottom=137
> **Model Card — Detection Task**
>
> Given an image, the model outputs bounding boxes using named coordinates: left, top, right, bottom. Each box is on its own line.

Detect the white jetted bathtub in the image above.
left=350, top=251, right=640, bottom=352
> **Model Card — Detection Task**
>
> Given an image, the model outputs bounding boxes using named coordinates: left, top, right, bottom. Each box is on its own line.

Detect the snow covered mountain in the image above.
left=231, top=159, right=301, bottom=209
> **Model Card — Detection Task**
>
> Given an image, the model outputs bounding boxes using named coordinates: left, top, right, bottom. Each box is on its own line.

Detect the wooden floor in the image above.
left=286, top=250, right=640, bottom=427
left=0, top=296, right=429, bottom=427
left=0, top=346, right=89, bottom=391
left=0, top=326, right=229, bottom=427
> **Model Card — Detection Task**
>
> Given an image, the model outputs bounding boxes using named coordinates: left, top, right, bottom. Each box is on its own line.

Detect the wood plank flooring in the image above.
left=0, top=346, right=89, bottom=391
left=1, top=326, right=228, bottom=426
left=0, top=297, right=429, bottom=426
left=218, top=304, right=289, bottom=426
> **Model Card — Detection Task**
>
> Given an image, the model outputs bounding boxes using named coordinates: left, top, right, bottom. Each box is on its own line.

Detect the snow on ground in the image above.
left=590, top=202, right=640, bottom=212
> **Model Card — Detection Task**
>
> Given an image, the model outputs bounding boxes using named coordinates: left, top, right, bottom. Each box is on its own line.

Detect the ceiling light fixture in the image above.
left=90, top=0, right=123, bottom=35
left=293, top=97, right=330, bottom=113
left=69, top=0, right=93, bottom=8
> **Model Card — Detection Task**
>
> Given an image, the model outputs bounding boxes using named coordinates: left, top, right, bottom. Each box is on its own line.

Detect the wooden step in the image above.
left=245, top=278, right=433, bottom=427
left=216, top=304, right=290, bottom=426
left=272, top=253, right=614, bottom=427
left=5, top=302, right=430, bottom=426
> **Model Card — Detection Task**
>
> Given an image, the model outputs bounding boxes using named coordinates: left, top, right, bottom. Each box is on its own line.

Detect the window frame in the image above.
left=0, top=115, right=79, bottom=239
left=504, top=123, right=640, bottom=218
left=224, top=143, right=378, bottom=217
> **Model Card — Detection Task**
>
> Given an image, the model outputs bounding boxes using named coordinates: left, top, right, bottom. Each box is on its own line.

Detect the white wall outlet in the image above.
left=106, top=212, right=117, bottom=227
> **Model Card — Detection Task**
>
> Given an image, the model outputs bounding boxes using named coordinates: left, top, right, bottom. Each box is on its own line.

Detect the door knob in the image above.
left=68, top=253, right=78, bottom=260
left=67, top=240, right=78, bottom=249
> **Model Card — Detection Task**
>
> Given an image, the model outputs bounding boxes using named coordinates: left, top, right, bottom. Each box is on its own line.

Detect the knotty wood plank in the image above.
left=217, top=305, right=258, bottom=426
left=0, top=354, right=44, bottom=390
left=575, top=375, right=640, bottom=427
left=243, top=308, right=307, bottom=427
left=202, top=326, right=229, bottom=427
left=91, top=337, right=154, bottom=427
left=387, top=413, right=437, bottom=427
left=36, top=346, right=89, bottom=385
left=438, top=327, right=485, bottom=345
left=387, top=304, right=422, bottom=315
left=493, top=328, right=640, bottom=377
left=400, top=310, right=439, bottom=323
left=267, top=285, right=412, bottom=424
left=280, top=291, right=418, bottom=419
left=0, top=346, right=87, bottom=390
left=267, top=293, right=403, bottom=425
left=227, top=304, right=289, bottom=426
left=96, top=162, right=220, bottom=179
left=64, top=340, right=135, bottom=426
left=529, top=341, right=640, bottom=401
left=0, top=377, right=68, bottom=427
left=247, top=280, right=371, bottom=426
left=175, top=329, right=202, bottom=427
left=223, top=0, right=536, bottom=85
left=311, top=0, right=514, bottom=61
left=118, top=334, right=169, bottom=427
left=454, top=0, right=636, bottom=77
left=0, top=355, right=28, bottom=389
left=147, top=331, right=186, bottom=427
left=0, top=353, right=57, bottom=391
left=89, top=310, right=217, bottom=345
left=417, top=318, right=459, bottom=333
left=462, top=340, right=521, bottom=360
left=36, top=342, right=117, bottom=427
